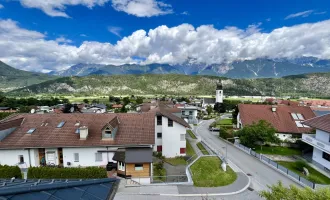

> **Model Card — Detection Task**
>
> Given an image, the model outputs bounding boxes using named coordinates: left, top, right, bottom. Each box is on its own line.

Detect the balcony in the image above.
left=302, top=134, right=330, bottom=154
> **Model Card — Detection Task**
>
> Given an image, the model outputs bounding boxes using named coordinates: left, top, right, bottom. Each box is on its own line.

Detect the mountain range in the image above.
left=48, top=57, right=330, bottom=78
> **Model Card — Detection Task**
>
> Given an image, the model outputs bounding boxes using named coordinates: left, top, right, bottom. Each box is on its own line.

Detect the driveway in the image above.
left=194, top=119, right=300, bottom=191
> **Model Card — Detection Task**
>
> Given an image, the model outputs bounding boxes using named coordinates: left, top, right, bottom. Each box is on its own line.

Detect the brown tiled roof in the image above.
left=0, top=113, right=155, bottom=149
left=238, top=104, right=315, bottom=134
left=112, top=104, right=123, bottom=108
left=155, top=108, right=190, bottom=128
left=0, top=118, right=24, bottom=131
left=302, top=114, right=330, bottom=133
left=167, top=107, right=181, bottom=113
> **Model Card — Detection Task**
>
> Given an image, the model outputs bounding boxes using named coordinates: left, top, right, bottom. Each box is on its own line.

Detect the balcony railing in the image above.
left=302, top=134, right=330, bottom=154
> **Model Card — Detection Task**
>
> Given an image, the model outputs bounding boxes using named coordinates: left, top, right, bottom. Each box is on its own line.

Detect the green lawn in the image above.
left=277, top=161, right=330, bottom=184
left=196, top=142, right=209, bottom=155
left=254, top=146, right=301, bottom=156
left=164, top=157, right=187, bottom=166
left=187, top=130, right=197, bottom=139
left=190, top=157, right=237, bottom=187
left=219, top=119, right=232, bottom=125
left=186, top=141, right=195, bottom=156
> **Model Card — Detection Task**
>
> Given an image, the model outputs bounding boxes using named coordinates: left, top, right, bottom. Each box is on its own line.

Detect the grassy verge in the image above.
left=254, top=146, right=301, bottom=156
left=219, top=119, right=232, bottom=125
left=191, top=157, right=237, bottom=187
left=164, top=157, right=186, bottom=166
left=277, top=161, right=330, bottom=184
left=187, top=130, right=197, bottom=139
left=196, top=142, right=209, bottom=155
left=186, top=140, right=195, bottom=156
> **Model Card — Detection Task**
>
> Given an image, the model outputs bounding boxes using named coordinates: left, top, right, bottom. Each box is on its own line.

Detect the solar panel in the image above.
left=27, top=128, right=36, bottom=134
left=57, top=121, right=65, bottom=128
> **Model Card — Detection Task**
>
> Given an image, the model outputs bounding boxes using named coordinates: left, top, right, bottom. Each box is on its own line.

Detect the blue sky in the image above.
left=0, top=0, right=329, bottom=72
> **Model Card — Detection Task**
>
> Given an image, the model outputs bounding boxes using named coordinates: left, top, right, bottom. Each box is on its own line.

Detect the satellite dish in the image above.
left=30, top=109, right=35, bottom=114
left=70, top=107, right=75, bottom=113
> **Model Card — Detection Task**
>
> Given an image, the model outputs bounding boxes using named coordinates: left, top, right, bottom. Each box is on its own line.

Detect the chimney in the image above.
left=271, top=105, right=277, bottom=112
left=79, top=126, right=88, bottom=140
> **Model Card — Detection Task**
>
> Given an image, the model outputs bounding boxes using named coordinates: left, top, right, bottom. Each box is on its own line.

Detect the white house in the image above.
left=154, top=108, right=190, bottom=158
left=82, top=104, right=107, bottom=113
left=177, top=105, right=198, bottom=124
left=0, top=113, right=156, bottom=184
left=237, top=104, right=316, bottom=141
left=302, top=114, right=330, bottom=171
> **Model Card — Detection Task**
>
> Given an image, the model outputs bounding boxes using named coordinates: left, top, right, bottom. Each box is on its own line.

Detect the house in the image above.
left=112, top=104, right=123, bottom=109
left=0, top=107, right=16, bottom=113
left=85, top=104, right=107, bottom=113
left=176, top=105, right=198, bottom=124
left=302, top=114, right=330, bottom=171
left=0, top=178, right=118, bottom=200
left=237, top=104, right=315, bottom=141
left=0, top=113, right=155, bottom=183
left=153, top=108, right=190, bottom=158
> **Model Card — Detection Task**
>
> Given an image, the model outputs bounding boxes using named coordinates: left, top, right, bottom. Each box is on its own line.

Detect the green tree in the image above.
left=237, top=120, right=279, bottom=148
left=122, top=97, right=130, bottom=105
left=214, top=102, right=226, bottom=113
left=206, top=105, right=213, bottom=115
left=136, top=97, right=144, bottom=104
left=260, top=181, right=330, bottom=200
left=197, top=111, right=204, bottom=120
left=83, top=99, right=89, bottom=104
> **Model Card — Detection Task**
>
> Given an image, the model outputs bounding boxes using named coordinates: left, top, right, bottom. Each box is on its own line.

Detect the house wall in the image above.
left=312, top=148, right=330, bottom=169
left=154, top=117, right=163, bottom=152
left=30, top=149, right=39, bottom=167
left=0, top=149, right=30, bottom=167
left=126, top=163, right=151, bottom=177
left=216, top=90, right=223, bottom=103
left=63, top=147, right=115, bottom=167
left=162, top=118, right=186, bottom=158
left=315, top=129, right=330, bottom=143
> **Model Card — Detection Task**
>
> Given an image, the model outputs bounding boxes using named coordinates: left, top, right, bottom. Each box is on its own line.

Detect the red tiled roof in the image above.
left=238, top=104, right=315, bottom=134
left=0, top=118, right=24, bottom=131
left=0, top=113, right=155, bottom=149
left=112, top=104, right=123, bottom=108
left=167, top=107, right=182, bottom=113
left=303, top=114, right=330, bottom=133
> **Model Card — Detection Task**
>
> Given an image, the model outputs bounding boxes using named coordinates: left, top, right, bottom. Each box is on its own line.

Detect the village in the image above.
left=1, top=82, right=330, bottom=199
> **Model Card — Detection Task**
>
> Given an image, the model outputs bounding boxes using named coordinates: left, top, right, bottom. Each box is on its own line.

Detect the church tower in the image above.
left=216, top=81, right=223, bottom=103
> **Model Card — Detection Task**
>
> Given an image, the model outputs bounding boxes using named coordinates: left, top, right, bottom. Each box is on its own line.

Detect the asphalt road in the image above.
left=194, top=118, right=300, bottom=191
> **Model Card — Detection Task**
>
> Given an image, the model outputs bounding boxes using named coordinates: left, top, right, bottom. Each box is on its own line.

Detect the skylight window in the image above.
left=295, top=121, right=303, bottom=128
left=296, top=113, right=304, bottom=120
left=57, top=121, right=66, bottom=128
left=291, top=113, right=299, bottom=120
left=75, top=128, right=80, bottom=134
left=27, top=128, right=36, bottom=134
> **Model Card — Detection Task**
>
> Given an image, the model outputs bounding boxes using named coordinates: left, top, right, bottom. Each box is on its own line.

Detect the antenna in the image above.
left=30, top=109, right=35, bottom=114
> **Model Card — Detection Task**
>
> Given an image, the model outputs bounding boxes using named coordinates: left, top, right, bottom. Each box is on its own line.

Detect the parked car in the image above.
left=209, top=127, right=220, bottom=132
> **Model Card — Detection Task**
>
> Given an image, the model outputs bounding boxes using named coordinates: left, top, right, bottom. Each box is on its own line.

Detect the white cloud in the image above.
left=266, top=18, right=271, bottom=22
left=55, top=36, right=73, bottom=44
left=18, top=0, right=110, bottom=18
left=285, top=10, right=314, bottom=20
left=80, top=34, right=88, bottom=37
left=0, top=4, right=4, bottom=9
left=1, top=19, right=330, bottom=72
left=108, top=26, right=123, bottom=37
left=111, top=0, right=173, bottom=17
left=181, top=11, right=189, bottom=15
left=315, top=11, right=327, bottom=15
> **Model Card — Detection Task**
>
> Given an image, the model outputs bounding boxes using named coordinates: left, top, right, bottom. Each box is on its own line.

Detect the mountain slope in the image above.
left=7, top=73, right=330, bottom=97
left=0, top=61, right=56, bottom=92
left=48, top=58, right=330, bottom=78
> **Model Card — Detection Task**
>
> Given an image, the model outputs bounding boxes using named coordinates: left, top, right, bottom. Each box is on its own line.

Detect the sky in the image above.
left=0, top=0, right=329, bottom=72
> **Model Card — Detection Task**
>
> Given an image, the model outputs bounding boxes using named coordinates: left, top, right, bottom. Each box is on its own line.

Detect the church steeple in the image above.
left=216, top=80, right=223, bottom=103
left=216, top=80, right=223, bottom=90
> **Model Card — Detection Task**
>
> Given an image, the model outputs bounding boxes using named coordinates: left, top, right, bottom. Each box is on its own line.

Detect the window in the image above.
left=135, top=164, right=143, bottom=171
left=118, top=161, right=125, bottom=171
left=180, top=134, right=185, bottom=141
left=168, top=119, right=173, bottom=127
left=180, top=148, right=186, bottom=154
left=74, top=153, right=79, bottom=162
left=323, top=152, right=330, bottom=162
left=27, top=128, right=36, bottom=134
left=75, top=128, right=80, bottom=134
left=157, top=116, right=162, bottom=125
left=291, top=113, right=299, bottom=120
left=189, top=111, right=193, bottom=115
left=95, top=153, right=103, bottom=162
left=296, top=113, right=304, bottom=120
left=182, top=111, right=185, bottom=115
left=295, top=121, right=303, bottom=127
left=157, top=145, right=162, bottom=152
left=157, top=132, right=162, bottom=138
left=57, top=121, right=66, bottom=128
left=18, top=155, right=24, bottom=164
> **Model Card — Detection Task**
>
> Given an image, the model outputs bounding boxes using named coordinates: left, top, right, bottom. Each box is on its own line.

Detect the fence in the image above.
left=126, top=175, right=188, bottom=185
left=234, top=142, right=316, bottom=189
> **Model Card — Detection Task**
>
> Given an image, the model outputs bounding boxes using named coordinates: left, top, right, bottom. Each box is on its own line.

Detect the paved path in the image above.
left=194, top=119, right=300, bottom=191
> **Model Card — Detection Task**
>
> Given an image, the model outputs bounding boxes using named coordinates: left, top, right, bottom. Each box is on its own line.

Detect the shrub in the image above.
left=27, top=167, right=107, bottom=179
left=0, top=165, right=22, bottom=179
left=295, top=160, right=309, bottom=171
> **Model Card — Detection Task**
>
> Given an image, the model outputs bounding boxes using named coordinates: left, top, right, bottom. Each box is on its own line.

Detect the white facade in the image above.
left=179, top=106, right=198, bottom=124
left=216, top=90, right=223, bottom=103
left=154, top=116, right=187, bottom=158
left=302, top=129, right=330, bottom=170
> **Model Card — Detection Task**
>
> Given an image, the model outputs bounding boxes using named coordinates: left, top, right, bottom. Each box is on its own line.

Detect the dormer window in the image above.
left=105, top=128, right=112, bottom=137
left=27, top=128, right=36, bottom=134
left=57, top=121, right=65, bottom=128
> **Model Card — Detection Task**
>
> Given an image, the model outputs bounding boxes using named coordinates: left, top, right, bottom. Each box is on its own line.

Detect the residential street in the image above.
left=194, top=118, right=300, bottom=191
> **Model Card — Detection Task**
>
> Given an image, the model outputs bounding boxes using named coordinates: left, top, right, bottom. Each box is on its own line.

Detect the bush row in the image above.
left=0, top=165, right=22, bottom=179
left=27, top=167, right=107, bottom=179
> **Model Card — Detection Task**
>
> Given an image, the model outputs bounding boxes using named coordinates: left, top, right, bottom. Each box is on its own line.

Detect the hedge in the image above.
left=0, top=165, right=22, bottom=179
left=27, top=167, right=107, bottom=179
